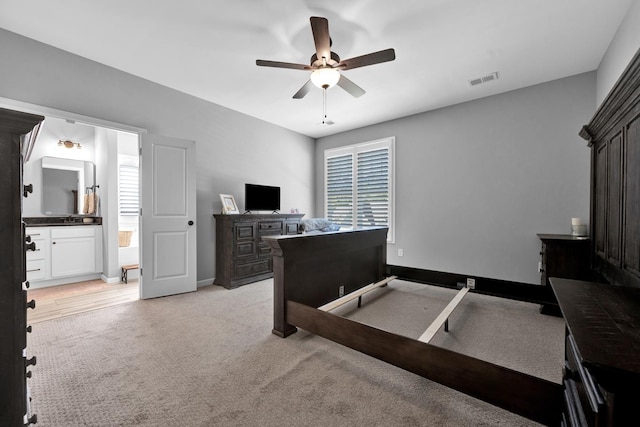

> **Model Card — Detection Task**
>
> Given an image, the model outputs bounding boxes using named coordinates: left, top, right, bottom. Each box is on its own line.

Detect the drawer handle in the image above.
left=26, top=356, right=37, bottom=367
left=26, top=268, right=41, bottom=273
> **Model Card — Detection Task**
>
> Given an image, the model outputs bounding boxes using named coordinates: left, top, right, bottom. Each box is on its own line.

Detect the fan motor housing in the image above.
left=311, top=52, right=341, bottom=68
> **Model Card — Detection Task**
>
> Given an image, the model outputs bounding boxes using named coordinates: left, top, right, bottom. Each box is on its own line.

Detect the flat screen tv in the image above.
left=245, top=183, right=280, bottom=213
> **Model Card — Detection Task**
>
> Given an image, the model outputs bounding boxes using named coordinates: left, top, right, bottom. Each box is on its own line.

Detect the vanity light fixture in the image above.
left=58, top=139, right=81, bottom=149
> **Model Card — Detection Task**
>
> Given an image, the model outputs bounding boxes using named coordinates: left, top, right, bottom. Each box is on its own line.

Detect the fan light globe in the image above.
left=310, top=67, right=340, bottom=89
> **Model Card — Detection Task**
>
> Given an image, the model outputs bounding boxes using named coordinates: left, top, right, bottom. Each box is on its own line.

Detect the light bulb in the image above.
left=310, top=67, right=340, bottom=89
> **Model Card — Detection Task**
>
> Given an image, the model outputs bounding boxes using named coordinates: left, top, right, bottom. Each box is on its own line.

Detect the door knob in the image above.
left=188, top=220, right=194, bottom=226
left=23, top=183, right=33, bottom=198
left=25, top=242, right=36, bottom=251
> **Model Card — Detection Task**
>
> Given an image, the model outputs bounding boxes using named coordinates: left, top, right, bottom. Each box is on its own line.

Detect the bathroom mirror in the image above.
left=41, top=156, right=96, bottom=215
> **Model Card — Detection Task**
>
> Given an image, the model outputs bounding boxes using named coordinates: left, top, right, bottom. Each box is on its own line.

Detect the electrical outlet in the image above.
left=398, top=248, right=404, bottom=257
left=466, top=278, right=476, bottom=289
left=339, top=285, right=345, bottom=297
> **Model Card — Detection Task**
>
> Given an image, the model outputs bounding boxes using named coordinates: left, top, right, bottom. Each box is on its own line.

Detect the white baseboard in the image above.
left=198, top=278, right=215, bottom=288
left=102, top=274, right=122, bottom=284
left=28, top=273, right=103, bottom=289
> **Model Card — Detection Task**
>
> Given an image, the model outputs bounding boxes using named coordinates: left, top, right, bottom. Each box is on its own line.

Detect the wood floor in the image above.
left=27, top=279, right=139, bottom=323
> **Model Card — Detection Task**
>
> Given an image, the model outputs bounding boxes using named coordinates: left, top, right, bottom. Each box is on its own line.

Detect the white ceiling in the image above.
left=0, top=0, right=632, bottom=138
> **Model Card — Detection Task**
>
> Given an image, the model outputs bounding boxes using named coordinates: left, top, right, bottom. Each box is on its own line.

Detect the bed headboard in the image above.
left=579, top=47, right=640, bottom=288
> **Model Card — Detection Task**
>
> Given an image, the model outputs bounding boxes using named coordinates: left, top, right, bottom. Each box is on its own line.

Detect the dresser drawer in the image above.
left=563, top=379, right=588, bottom=427
left=258, top=242, right=273, bottom=257
left=259, top=221, right=282, bottom=233
left=565, top=334, right=606, bottom=427
left=26, top=259, right=46, bottom=281
left=51, top=226, right=96, bottom=238
left=234, top=259, right=270, bottom=279
left=285, top=221, right=299, bottom=235
left=235, top=223, right=256, bottom=240
left=235, top=241, right=256, bottom=258
left=26, top=239, right=46, bottom=261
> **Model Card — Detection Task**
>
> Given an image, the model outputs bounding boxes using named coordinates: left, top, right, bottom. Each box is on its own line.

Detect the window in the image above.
left=119, top=164, right=139, bottom=216
left=325, top=137, right=395, bottom=242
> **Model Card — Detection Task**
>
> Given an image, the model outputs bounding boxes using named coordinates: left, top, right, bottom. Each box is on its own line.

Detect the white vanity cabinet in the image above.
left=50, top=227, right=102, bottom=277
left=25, top=225, right=103, bottom=287
left=25, top=228, right=49, bottom=281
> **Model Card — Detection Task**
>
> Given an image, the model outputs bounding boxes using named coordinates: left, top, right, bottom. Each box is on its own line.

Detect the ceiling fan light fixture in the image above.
left=310, top=67, right=340, bottom=89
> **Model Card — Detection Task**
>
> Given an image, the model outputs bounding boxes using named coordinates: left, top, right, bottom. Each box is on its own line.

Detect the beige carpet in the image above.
left=27, top=279, right=564, bottom=426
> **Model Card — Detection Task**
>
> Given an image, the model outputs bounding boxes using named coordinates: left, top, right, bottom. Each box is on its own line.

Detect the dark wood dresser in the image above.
left=550, top=278, right=640, bottom=427
left=538, top=234, right=591, bottom=287
left=538, top=234, right=591, bottom=314
left=0, top=108, right=43, bottom=426
left=213, top=213, right=303, bottom=289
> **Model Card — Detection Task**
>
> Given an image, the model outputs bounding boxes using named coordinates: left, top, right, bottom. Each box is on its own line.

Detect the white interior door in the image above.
left=140, top=134, right=196, bottom=299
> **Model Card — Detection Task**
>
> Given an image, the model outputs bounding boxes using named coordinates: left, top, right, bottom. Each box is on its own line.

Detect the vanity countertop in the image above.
left=23, top=216, right=102, bottom=227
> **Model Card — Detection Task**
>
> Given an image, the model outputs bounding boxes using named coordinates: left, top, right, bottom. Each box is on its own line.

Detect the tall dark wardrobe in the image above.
left=0, top=107, right=44, bottom=426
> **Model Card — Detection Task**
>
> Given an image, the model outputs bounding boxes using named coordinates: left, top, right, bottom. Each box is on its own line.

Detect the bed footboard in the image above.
left=263, top=227, right=388, bottom=337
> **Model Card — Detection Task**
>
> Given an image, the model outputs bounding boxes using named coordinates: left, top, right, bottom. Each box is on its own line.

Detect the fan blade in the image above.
left=293, top=80, right=314, bottom=99
left=310, top=17, right=331, bottom=62
left=338, top=48, right=396, bottom=70
left=256, top=59, right=310, bottom=70
left=337, top=75, right=365, bottom=98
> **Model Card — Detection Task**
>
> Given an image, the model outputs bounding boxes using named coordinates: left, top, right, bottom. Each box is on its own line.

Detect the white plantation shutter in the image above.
left=324, top=137, right=395, bottom=242
left=326, top=153, right=354, bottom=226
left=357, top=148, right=389, bottom=227
left=119, top=165, right=139, bottom=216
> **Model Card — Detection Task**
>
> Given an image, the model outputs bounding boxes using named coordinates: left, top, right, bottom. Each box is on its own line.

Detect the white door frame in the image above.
left=1, top=96, right=148, bottom=285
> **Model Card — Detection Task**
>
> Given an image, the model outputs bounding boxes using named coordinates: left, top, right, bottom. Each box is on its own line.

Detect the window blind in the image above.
left=326, top=153, right=354, bottom=226
left=324, top=137, right=395, bottom=242
left=357, top=148, right=389, bottom=227
left=119, top=165, right=139, bottom=216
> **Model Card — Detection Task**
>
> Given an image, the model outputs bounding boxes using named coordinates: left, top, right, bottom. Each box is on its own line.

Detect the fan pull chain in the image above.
left=322, top=88, right=328, bottom=124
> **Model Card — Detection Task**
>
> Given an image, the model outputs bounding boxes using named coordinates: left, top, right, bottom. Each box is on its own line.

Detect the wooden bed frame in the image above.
left=263, top=227, right=562, bottom=426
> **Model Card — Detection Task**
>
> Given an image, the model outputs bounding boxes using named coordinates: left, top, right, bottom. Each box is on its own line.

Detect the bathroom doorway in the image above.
left=116, top=131, right=140, bottom=286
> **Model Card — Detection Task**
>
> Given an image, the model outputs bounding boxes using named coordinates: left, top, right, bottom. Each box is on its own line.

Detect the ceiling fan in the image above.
left=256, top=16, right=396, bottom=99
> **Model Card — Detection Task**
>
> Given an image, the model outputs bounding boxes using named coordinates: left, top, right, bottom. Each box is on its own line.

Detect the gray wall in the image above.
left=596, top=0, right=640, bottom=105
left=0, top=28, right=315, bottom=283
left=316, top=72, right=595, bottom=285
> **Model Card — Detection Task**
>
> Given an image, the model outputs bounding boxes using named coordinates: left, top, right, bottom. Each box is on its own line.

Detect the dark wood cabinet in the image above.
left=580, top=47, right=640, bottom=289
left=537, top=234, right=590, bottom=314
left=562, top=45, right=640, bottom=426
left=551, top=278, right=640, bottom=427
left=537, top=234, right=591, bottom=287
left=0, top=107, right=44, bottom=427
left=213, top=214, right=303, bottom=289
